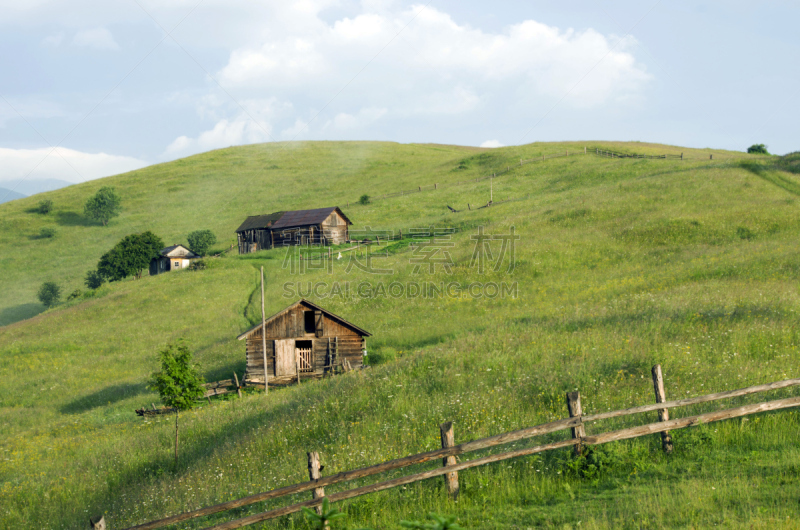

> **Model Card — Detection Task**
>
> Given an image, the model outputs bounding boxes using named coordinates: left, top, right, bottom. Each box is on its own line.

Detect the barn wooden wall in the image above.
left=243, top=304, right=365, bottom=385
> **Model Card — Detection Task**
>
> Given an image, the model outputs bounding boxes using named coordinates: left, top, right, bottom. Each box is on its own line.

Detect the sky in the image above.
left=0, top=0, right=798, bottom=191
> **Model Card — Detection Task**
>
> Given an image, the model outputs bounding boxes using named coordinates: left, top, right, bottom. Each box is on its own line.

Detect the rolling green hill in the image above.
left=1, top=141, right=799, bottom=529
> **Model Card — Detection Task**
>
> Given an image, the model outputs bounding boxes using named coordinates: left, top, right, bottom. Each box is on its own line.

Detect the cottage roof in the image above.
left=237, top=299, right=371, bottom=340
left=235, top=211, right=286, bottom=233
left=160, top=244, right=198, bottom=258
left=271, top=207, right=352, bottom=230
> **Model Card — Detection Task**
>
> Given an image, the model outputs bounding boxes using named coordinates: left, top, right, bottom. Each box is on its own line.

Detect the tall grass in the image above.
left=1, top=141, right=799, bottom=528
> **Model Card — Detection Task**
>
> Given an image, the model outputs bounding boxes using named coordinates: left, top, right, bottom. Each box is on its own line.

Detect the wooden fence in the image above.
left=340, top=145, right=700, bottom=210
left=593, top=148, right=683, bottom=160
left=119, top=366, right=800, bottom=530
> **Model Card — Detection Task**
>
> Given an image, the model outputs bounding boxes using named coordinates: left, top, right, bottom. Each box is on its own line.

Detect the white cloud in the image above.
left=163, top=97, right=293, bottom=158
left=218, top=5, right=650, bottom=108
left=41, top=31, right=64, bottom=47
left=164, top=116, right=273, bottom=158
left=480, top=140, right=503, bottom=148
left=324, top=107, right=387, bottom=132
left=72, top=27, right=119, bottom=50
left=0, top=146, right=147, bottom=184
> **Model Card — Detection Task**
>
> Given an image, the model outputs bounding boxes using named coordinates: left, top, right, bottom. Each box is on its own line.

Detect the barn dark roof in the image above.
left=237, top=299, right=371, bottom=340
left=271, top=207, right=351, bottom=229
left=235, top=211, right=285, bottom=233
left=159, top=244, right=198, bottom=258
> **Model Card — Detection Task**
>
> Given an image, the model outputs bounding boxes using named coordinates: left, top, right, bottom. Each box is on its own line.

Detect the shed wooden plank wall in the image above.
left=242, top=304, right=365, bottom=385
left=245, top=335, right=364, bottom=384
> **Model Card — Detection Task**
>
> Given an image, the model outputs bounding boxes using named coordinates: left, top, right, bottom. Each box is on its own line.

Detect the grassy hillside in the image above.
left=2, top=141, right=799, bottom=529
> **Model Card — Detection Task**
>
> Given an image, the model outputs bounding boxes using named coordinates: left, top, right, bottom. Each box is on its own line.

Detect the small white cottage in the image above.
left=149, top=244, right=199, bottom=275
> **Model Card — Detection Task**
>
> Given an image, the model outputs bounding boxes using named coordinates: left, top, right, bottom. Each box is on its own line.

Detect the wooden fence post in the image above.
left=307, top=452, right=325, bottom=515
left=710, top=154, right=713, bottom=160
left=565, top=391, right=585, bottom=456
left=89, top=516, right=106, bottom=529
left=584, top=147, right=587, bottom=154
left=681, top=153, right=683, bottom=160
left=260, top=266, right=268, bottom=394
left=439, top=422, right=459, bottom=499
left=651, top=365, right=674, bottom=453
left=233, top=372, right=242, bottom=398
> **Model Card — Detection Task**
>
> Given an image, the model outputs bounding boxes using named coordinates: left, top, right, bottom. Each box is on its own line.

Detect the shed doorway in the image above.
left=296, top=340, right=313, bottom=372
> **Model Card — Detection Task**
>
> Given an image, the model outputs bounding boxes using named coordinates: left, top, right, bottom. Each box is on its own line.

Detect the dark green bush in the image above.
left=747, top=144, right=769, bottom=155
left=66, top=289, right=82, bottom=301
left=359, top=194, right=371, bottom=205
left=85, top=270, right=105, bottom=290
left=37, top=282, right=61, bottom=307
left=188, top=259, right=206, bottom=271
left=736, top=226, right=755, bottom=240
left=39, top=227, right=56, bottom=239
left=37, top=199, right=53, bottom=214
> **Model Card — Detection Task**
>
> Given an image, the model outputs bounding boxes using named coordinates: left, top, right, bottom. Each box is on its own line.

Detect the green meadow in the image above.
left=1, top=141, right=800, bottom=529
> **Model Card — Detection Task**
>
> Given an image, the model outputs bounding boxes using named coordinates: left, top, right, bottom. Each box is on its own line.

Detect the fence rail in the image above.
left=121, top=368, right=800, bottom=530
left=342, top=146, right=695, bottom=210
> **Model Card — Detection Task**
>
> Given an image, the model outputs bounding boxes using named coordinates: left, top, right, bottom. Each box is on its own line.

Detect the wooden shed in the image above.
left=238, top=299, right=371, bottom=386
left=149, top=244, right=200, bottom=275
left=235, top=207, right=351, bottom=254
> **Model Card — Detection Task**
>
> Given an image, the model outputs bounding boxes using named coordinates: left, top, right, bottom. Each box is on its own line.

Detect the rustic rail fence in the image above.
left=119, top=367, right=800, bottom=530
left=339, top=145, right=703, bottom=210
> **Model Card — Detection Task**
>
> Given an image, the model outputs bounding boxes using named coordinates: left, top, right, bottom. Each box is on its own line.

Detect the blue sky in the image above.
left=0, top=0, right=798, bottom=189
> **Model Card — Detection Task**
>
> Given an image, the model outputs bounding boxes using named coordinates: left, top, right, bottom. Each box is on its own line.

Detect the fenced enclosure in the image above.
left=338, top=146, right=700, bottom=210
left=120, top=366, right=800, bottom=530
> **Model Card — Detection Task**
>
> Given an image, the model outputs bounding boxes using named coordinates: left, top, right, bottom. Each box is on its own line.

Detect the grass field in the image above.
left=1, top=141, right=799, bottom=529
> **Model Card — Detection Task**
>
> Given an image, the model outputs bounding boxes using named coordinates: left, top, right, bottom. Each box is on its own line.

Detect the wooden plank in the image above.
left=651, top=364, right=673, bottom=453
left=315, top=311, right=323, bottom=338
left=202, top=380, right=235, bottom=390
left=233, top=372, right=242, bottom=399
left=275, top=339, right=295, bottom=376
left=583, top=378, right=800, bottom=423
left=584, top=396, right=800, bottom=445
left=123, top=415, right=580, bottom=529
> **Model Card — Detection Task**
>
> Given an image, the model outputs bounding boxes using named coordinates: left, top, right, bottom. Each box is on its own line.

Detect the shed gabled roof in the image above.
left=271, top=207, right=352, bottom=230
left=160, top=244, right=198, bottom=258
left=235, top=211, right=285, bottom=233
left=237, top=299, right=371, bottom=340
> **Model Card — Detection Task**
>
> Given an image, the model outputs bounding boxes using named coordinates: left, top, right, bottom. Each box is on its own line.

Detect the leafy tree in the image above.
left=37, top=199, right=53, bottom=214
left=149, top=341, right=205, bottom=466
left=84, top=186, right=122, bottom=226
left=187, top=229, right=217, bottom=256
left=747, top=144, right=769, bottom=155
left=359, top=194, right=371, bottom=205
left=85, top=269, right=105, bottom=289
left=97, top=231, right=164, bottom=281
left=37, top=281, right=61, bottom=307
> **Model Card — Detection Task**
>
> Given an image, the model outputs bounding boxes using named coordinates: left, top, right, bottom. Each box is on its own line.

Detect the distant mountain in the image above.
left=4, top=178, right=74, bottom=197
left=0, top=187, right=26, bottom=204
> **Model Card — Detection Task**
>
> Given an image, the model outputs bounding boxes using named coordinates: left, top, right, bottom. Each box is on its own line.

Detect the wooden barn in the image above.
left=235, top=207, right=351, bottom=254
left=149, top=244, right=200, bottom=275
left=238, top=299, right=370, bottom=386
